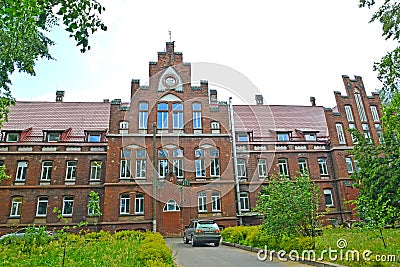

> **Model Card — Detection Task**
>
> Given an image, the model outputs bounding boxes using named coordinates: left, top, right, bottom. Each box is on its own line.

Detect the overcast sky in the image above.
left=10, top=0, right=395, bottom=108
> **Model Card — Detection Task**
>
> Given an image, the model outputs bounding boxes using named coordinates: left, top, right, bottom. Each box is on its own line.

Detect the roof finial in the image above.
left=168, top=30, right=172, bottom=42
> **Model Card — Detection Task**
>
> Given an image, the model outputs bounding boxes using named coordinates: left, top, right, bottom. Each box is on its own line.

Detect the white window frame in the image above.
left=120, top=159, right=131, bottom=178
left=318, top=158, right=329, bottom=175
left=65, top=161, right=77, bottom=180
left=6, top=132, right=19, bottom=142
left=198, top=192, right=207, bottom=212
left=135, top=194, right=144, bottom=214
left=304, top=133, right=317, bottom=141
left=88, top=133, right=101, bottom=142
left=336, top=123, right=346, bottom=144
left=354, top=92, right=367, bottom=122
left=90, top=161, right=101, bottom=180
left=212, top=192, right=221, bottom=212
left=370, top=106, right=380, bottom=122
left=135, top=159, right=146, bottom=179
left=239, top=192, right=249, bottom=211
left=40, top=161, right=52, bottom=181
left=62, top=196, right=74, bottom=216
left=298, top=158, right=308, bottom=175
left=158, top=159, right=168, bottom=178
left=324, top=189, right=334, bottom=207
left=210, top=158, right=220, bottom=177
left=211, top=122, right=220, bottom=134
left=345, top=105, right=354, bottom=122
left=195, top=149, right=205, bottom=177
left=139, top=102, right=148, bottom=129
left=237, top=133, right=249, bottom=142
left=237, top=159, right=247, bottom=178
left=192, top=103, right=202, bottom=129
left=10, top=197, right=22, bottom=217
left=277, top=133, right=290, bottom=142
left=47, top=132, right=61, bottom=142
left=345, top=158, right=354, bottom=174
left=120, top=194, right=130, bottom=214
left=119, top=121, right=129, bottom=134
left=163, top=199, right=180, bottom=212
left=172, top=103, right=184, bottom=129
left=16, top=161, right=28, bottom=181
left=173, top=159, right=184, bottom=178
left=257, top=159, right=268, bottom=178
left=278, top=158, right=289, bottom=178
left=36, top=196, right=48, bottom=217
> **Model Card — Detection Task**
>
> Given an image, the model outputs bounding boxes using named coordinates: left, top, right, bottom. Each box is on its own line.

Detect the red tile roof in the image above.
left=233, top=105, right=328, bottom=141
left=2, top=102, right=110, bottom=142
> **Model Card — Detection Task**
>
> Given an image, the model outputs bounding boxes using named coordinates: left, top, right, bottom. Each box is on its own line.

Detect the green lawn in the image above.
left=315, top=228, right=400, bottom=267
left=0, top=230, right=176, bottom=267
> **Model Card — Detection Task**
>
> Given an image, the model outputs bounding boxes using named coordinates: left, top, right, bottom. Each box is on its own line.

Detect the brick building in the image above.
left=0, top=42, right=383, bottom=235
left=0, top=94, right=110, bottom=234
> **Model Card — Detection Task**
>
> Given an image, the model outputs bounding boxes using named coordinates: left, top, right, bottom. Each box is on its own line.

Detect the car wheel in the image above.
left=214, top=241, right=220, bottom=247
left=191, top=235, right=197, bottom=247
left=183, top=234, right=189, bottom=244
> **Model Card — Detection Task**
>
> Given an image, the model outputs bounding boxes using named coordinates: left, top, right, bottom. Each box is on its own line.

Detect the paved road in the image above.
left=165, top=238, right=311, bottom=267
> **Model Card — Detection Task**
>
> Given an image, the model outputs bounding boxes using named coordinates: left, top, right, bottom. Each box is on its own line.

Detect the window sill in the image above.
left=89, top=180, right=101, bottom=185
left=14, top=180, right=25, bottom=185
left=40, top=180, right=50, bottom=185
left=8, top=216, right=21, bottom=219
left=62, top=214, right=73, bottom=217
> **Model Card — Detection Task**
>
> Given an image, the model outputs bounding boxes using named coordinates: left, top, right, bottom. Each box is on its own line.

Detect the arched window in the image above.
left=163, top=199, right=180, bottom=212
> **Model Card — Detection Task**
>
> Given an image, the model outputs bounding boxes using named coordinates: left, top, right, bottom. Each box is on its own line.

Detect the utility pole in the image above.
left=152, top=122, right=157, bottom=232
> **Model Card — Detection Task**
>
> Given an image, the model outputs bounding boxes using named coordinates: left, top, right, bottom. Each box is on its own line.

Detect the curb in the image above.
left=221, top=241, right=346, bottom=267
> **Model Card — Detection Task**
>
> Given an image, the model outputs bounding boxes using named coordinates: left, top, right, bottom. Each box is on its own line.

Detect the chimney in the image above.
left=310, top=96, right=316, bottom=106
left=210, top=89, right=218, bottom=104
left=255, top=94, right=264, bottom=105
left=131, top=79, right=140, bottom=100
left=56, top=91, right=65, bottom=102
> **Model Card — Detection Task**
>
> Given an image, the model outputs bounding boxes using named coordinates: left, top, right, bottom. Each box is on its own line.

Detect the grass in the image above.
left=0, top=230, right=176, bottom=267
left=315, top=228, right=400, bottom=267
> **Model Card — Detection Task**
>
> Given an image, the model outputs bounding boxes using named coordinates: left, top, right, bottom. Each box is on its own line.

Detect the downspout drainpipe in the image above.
left=229, top=97, right=243, bottom=225
left=153, top=122, right=157, bottom=232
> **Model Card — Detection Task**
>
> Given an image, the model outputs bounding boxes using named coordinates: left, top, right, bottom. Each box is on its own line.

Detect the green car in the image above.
left=183, top=219, right=221, bottom=247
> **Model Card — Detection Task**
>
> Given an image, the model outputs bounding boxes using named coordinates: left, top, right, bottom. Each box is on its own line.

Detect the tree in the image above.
left=0, top=0, right=107, bottom=124
left=349, top=92, right=400, bottom=246
left=255, top=174, right=320, bottom=238
left=359, top=0, right=400, bottom=103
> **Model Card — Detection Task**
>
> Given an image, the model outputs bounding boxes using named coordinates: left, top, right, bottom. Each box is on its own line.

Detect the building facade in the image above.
left=0, top=43, right=383, bottom=235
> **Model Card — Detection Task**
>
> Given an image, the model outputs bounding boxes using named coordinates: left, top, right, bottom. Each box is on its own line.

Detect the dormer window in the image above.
left=47, top=132, right=61, bottom=142
left=237, top=132, right=249, bottom=142
left=277, top=132, right=290, bottom=142
left=6, top=132, right=20, bottom=142
left=88, top=133, right=102, bottom=142
left=304, top=133, right=317, bottom=141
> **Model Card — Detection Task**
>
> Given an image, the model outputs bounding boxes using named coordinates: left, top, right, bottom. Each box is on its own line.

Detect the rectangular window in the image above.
left=210, top=158, right=220, bottom=177
left=278, top=158, right=289, bottom=178
left=173, top=103, right=183, bottom=129
left=90, top=161, right=101, bottom=180
left=62, top=196, right=74, bottom=216
left=211, top=122, right=220, bottom=134
left=237, top=159, right=247, bottom=178
left=277, top=133, right=290, bottom=141
left=345, top=105, right=354, bottom=122
left=354, top=93, right=367, bottom=122
left=198, top=192, right=207, bottom=212
left=120, top=160, right=131, bottom=178
left=139, top=102, right=148, bottom=129
left=193, top=103, right=202, bottom=129
left=47, top=132, right=61, bottom=142
left=195, top=159, right=205, bottom=177
left=10, top=197, right=22, bottom=217
left=345, top=158, right=354, bottom=174
left=237, top=133, right=249, bottom=142
left=158, top=159, right=168, bottom=178
left=323, top=189, right=334, bottom=207
left=158, top=103, right=168, bottom=129
left=212, top=192, right=221, bottom=212
left=135, top=194, right=144, bottom=214
left=88, top=133, right=101, bottom=142
left=370, top=106, right=380, bottom=122
left=65, top=161, right=77, bottom=180
left=36, top=196, right=48, bottom=216
left=375, top=124, right=383, bottom=143
left=16, top=161, right=28, bottom=181
left=298, top=158, right=308, bottom=175
left=304, top=133, right=317, bottom=141
left=239, top=192, right=249, bottom=211
left=136, top=160, right=146, bottom=178
left=349, top=123, right=357, bottom=143
left=336, top=123, right=346, bottom=144
left=6, top=132, right=19, bottom=142
left=318, top=158, right=329, bottom=175
left=120, top=194, right=130, bottom=214
left=257, top=159, right=268, bottom=177
left=40, top=161, right=52, bottom=181
left=173, top=159, right=184, bottom=178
